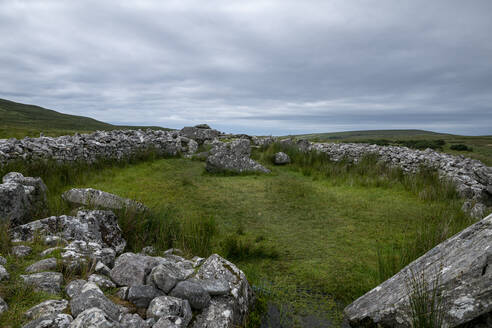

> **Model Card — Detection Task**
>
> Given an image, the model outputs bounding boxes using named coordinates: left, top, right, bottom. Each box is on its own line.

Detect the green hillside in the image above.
left=291, top=129, right=492, bottom=166
left=0, top=98, right=170, bottom=139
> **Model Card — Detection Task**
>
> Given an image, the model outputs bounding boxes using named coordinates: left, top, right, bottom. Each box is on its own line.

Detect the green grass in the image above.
left=0, top=98, right=170, bottom=139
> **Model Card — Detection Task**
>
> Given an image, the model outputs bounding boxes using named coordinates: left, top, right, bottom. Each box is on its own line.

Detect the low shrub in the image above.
left=450, top=144, right=473, bottom=151
left=221, top=235, right=279, bottom=262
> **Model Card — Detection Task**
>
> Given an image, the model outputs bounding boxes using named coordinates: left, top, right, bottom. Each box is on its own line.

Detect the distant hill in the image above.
left=0, top=98, right=170, bottom=139
left=292, top=129, right=453, bottom=141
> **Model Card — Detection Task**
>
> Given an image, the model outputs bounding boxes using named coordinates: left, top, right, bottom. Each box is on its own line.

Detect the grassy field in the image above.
left=293, top=129, right=492, bottom=166
left=0, top=143, right=473, bottom=327
left=0, top=98, right=170, bottom=139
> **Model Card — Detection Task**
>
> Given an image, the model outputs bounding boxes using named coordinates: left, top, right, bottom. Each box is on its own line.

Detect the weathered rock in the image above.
left=61, top=240, right=116, bottom=270
left=20, top=272, right=63, bottom=294
left=11, top=210, right=126, bottom=254
left=24, top=299, right=69, bottom=320
left=0, top=296, right=8, bottom=315
left=147, top=261, right=194, bottom=293
left=169, top=280, right=211, bottom=310
left=180, top=126, right=220, bottom=145
left=141, top=246, right=157, bottom=256
left=69, top=307, right=117, bottom=328
left=88, top=274, right=116, bottom=289
left=146, top=295, right=192, bottom=327
left=0, top=172, right=48, bottom=225
left=344, top=213, right=492, bottom=327
left=0, top=264, right=9, bottom=281
left=120, top=313, right=149, bottom=328
left=127, top=285, right=162, bottom=308
left=110, top=253, right=161, bottom=287
left=274, top=152, right=290, bottom=165
left=95, top=261, right=112, bottom=276
left=0, top=255, right=6, bottom=265
left=40, top=247, right=62, bottom=257
left=22, top=313, right=72, bottom=328
left=206, top=139, right=270, bottom=174
left=192, top=254, right=254, bottom=327
left=65, top=280, right=87, bottom=299
left=26, top=258, right=58, bottom=273
left=43, top=236, right=66, bottom=247
left=62, top=188, right=147, bottom=212
left=12, top=245, right=32, bottom=257
left=115, top=287, right=129, bottom=300
left=70, top=289, right=120, bottom=321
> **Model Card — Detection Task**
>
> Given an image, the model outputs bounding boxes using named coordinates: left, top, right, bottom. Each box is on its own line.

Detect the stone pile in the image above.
left=303, top=141, right=492, bottom=217
left=0, top=129, right=198, bottom=166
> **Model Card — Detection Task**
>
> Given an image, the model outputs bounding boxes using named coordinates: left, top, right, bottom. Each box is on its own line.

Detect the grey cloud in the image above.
left=0, top=0, right=491, bottom=135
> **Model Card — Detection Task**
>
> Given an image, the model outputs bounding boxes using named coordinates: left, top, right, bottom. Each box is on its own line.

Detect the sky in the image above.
left=1, top=0, right=491, bottom=136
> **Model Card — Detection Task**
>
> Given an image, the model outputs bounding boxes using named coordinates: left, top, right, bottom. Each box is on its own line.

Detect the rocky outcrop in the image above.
left=206, top=139, right=270, bottom=174
left=0, top=129, right=197, bottom=166
left=62, top=188, right=147, bottom=212
left=180, top=125, right=220, bottom=145
left=0, top=172, right=48, bottom=225
left=344, top=213, right=492, bottom=327
left=274, top=152, right=290, bottom=165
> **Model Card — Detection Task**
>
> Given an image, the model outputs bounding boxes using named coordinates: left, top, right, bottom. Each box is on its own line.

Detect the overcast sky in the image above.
left=1, top=1, right=491, bottom=135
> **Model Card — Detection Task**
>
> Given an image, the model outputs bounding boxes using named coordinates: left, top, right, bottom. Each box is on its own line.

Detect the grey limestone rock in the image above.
left=26, top=258, right=58, bottom=273
left=70, top=289, right=120, bottom=321
left=0, top=255, right=6, bottom=265
left=273, top=152, right=291, bottom=165
left=88, top=274, right=116, bottom=289
left=24, top=299, right=69, bottom=320
left=147, top=261, right=194, bottom=293
left=22, top=313, right=72, bottom=328
left=65, top=280, right=87, bottom=299
left=11, top=210, right=126, bottom=254
left=206, top=139, right=270, bottom=174
left=192, top=254, right=254, bottom=327
left=110, top=252, right=162, bottom=287
left=95, top=261, right=112, bottom=276
left=169, top=280, right=211, bottom=310
left=180, top=126, right=220, bottom=145
left=0, top=264, right=9, bottom=281
left=20, top=272, right=63, bottom=294
left=344, top=213, right=492, bottom=327
left=119, top=313, right=149, bottom=328
left=0, top=296, right=8, bottom=315
left=12, top=245, right=32, bottom=257
left=69, top=307, right=118, bottom=328
left=62, top=188, right=147, bottom=213
left=127, top=285, right=162, bottom=308
left=146, top=295, right=192, bottom=327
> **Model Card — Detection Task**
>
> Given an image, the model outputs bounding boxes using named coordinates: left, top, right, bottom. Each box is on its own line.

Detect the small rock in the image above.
left=69, top=308, right=117, bottom=328
left=24, top=299, right=69, bottom=320
left=94, top=261, right=111, bottom=276
left=70, top=289, right=120, bottom=321
left=40, top=247, right=62, bottom=257
left=64, top=279, right=87, bottom=299
left=146, top=295, right=192, bottom=327
left=120, top=313, right=150, bottom=328
left=25, top=258, right=58, bottom=273
left=189, top=278, right=230, bottom=296
left=115, top=287, right=129, bottom=300
left=12, top=245, right=32, bottom=258
left=0, top=255, right=6, bottom=265
left=147, top=262, right=194, bottom=294
left=0, top=264, right=9, bottom=281
left=163, top=248, right=183, bottom=256
left=0, top=296, right=8, bottom=315
left=79, top=282, right=104, bottom=295
left=110, top=252, right=160, bottom=287
left=169, top=281, right=211, bottom=310
left=43, top=235, right=66, bottom=247
left=141, top=246, right=156, bottom=256
left=274, top=152, right=291, bottom=165
left=88, top=274, right=116, bottom=289
left=22, top=313, right=72, bottom=328
left=20, top=272, right=63, bottom=294
left=127, top=285, right=162, bottom=308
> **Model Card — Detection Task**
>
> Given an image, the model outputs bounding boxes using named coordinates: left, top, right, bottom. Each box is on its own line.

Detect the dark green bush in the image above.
left=450, top=144, right=473, bottom=151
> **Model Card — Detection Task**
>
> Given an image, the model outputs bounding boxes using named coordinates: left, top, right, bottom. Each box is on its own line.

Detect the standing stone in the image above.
left=344, top=213, right=492, bottom=327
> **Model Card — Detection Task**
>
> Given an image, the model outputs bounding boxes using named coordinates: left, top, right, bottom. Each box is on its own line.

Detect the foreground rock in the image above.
left=24, top=299, right=69, bottom=320
left=344, top=213, right=492, bottom=327
left=0, top=172, right=48, bottom=225
left=11, top=210, right=126, bottom=253
left=274, top=152, right=290, bottom=165
left=23, top=313, right=72, bottom=328
left=206, top=139, right=270, bottom=174
left=62, top=188, right=147, bottom=212
left=20, top=272, right=64, bottom=294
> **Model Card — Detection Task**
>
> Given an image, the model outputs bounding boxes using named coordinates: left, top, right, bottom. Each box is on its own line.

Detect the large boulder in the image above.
left=191, top=254, right=255, bottom=327
left=180, top=126, right=220, bottom=145
left=0, top=172, right=48, bottom=225
left=344, top=213, right=492, bottom=327
left=206, top=139, right=270, bottom=174
left=11, top=210, right=126, bottom=254
left=62, top=188, right=147, bottom=212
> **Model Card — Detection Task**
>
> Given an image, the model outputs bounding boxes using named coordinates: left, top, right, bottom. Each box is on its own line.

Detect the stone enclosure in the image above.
left=0, top=125, right=491, bottom=327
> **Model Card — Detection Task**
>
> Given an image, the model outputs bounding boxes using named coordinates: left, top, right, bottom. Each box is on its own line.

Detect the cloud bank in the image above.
left=1, top=0, right=491, bottom=135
